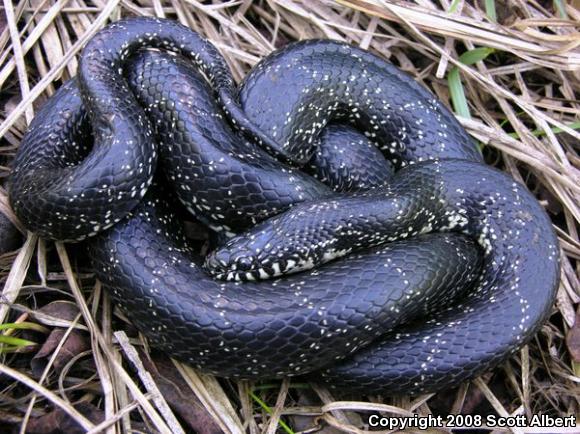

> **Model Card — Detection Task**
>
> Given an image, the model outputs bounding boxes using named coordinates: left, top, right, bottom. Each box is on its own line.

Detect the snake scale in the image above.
left=9, top=17, right=559, bottom=393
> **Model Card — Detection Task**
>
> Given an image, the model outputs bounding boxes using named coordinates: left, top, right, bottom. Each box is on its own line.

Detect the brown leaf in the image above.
left=31, top=329, right=90, bottom=377
left=30, top=301, right=89, bottom=377
left=35, top=301, right=80, bottom=322
left=566, top=309, right=580, bottom=362
left=142, top=352, right=222, bottom=434
left=25, top=402, right=103, bottom=434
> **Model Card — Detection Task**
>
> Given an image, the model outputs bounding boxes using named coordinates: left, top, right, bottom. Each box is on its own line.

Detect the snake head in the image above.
left=205, top=222, right=317, bottom=281
left=205, top=244, right=315, bottom=281
left=205, top=248, right=259, bottom=281
left=204, top=224, right=276, bottom=281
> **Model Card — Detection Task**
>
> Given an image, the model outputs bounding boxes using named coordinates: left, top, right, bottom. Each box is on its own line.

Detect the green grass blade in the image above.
left=0, top=335, right=36, bottom=348
left=553, top=0, right=568, bottom=19
left=448, top=0, right=461, bottom=13
left=0, top=346, right=29, bottom=353
left=448, top=67, right=470, bottom=119
left=485, top=0, right=497, bottom=22
left=0, top=322, right=49, bottom=333
left=448, top=47, right=495, bottom=119
left=0, top=323, right=43, bottom=353
left=458, top=47, right=495, bottom=66
left=507, top=121, right=580, bottom=138
left=249, top=390, right=295, bottom=434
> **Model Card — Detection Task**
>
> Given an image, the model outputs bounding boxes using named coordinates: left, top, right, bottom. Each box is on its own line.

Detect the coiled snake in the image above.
left=9, top=17, right=559, bottom=393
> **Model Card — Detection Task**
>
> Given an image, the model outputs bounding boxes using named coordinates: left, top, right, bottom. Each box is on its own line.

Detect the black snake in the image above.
left=9, top=17, right=559, bottom=393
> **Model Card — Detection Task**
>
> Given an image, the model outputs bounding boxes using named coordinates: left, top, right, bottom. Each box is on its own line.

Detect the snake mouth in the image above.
left=205, top=249, right=260, bottom=281
left=205, top=247, right=313, bottom=282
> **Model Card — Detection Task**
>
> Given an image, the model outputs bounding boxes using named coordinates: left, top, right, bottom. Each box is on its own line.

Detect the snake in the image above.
left=9, top=17, right=560, bottom=394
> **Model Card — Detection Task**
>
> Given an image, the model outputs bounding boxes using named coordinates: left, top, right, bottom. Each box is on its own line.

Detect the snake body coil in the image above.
left=9, top=17, right=559, bottom=393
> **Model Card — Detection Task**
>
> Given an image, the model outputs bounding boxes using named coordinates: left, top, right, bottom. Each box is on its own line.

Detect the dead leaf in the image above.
left=31, top=329, right=90, bottom=377
left=36, top=301, right=80, bottom=322
left=142, top=352, right=222, bottom=434
left=25, top=402, right=103, bottom=434
left=566, top=309, right=580, bottom=362
left=30, top=301, right=90, bottom=376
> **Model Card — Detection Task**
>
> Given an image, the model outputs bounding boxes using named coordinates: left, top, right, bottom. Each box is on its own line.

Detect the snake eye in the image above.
left=205, top=247, right=258, bottom=279
left=235, top=256, right=253, bottom=271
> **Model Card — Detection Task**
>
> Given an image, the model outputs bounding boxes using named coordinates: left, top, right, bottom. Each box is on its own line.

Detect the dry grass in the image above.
left=0, top=1, right=578, bottom=433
